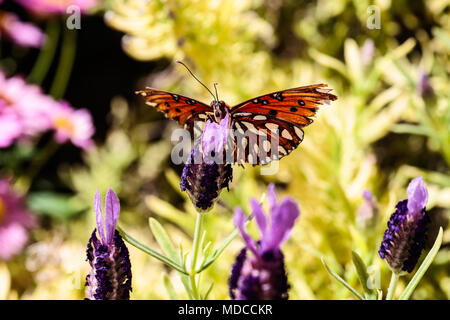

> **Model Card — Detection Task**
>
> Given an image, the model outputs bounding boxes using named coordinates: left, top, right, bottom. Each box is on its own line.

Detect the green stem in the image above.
left=399, top=227, right=443, bottom=300
left=386, top=272, right=400, bottom=300
left=28, top=18, right=60, bottom=85
left=321, top=257, right=365, bottom=300
left=189, top=211, right=205, bottom=300
left=50, top=25, right=77, bottom=99
left=197, top=228, right=239, bottom=273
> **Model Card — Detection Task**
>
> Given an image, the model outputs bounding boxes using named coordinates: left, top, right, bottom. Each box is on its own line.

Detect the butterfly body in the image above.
left=210, top=100, right=230, bottom=123
left=137, top=84, right=337, bottom=165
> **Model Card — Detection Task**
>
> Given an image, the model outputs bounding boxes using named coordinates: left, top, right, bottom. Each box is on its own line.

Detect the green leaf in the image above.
left=145, top=195, right=194, bottom=233
left=351, top=251, right=376, bottom=299
left=163, top=273, right=179, bottom=300
left=149, top=218, right=193, bottom=299
left=27, top=192, right=81, bottom=219
left=309, top=48, right=349, bottom=79
left=117, top=225, right=187, bottom=275
left=202, top=282, right=214, bottom=300
left=399, top=227, right=443, bottom=300
left=433, top=27, right=450, bottom=49
left=149, top=218, right=179, bottom=262
left=321, top=257, right=365, bottom=300
left=391, top=124, right=435, bottom=138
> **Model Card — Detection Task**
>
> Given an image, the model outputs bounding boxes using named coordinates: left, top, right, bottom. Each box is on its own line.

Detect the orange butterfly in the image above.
left=136, top=61, right=337, bottom=165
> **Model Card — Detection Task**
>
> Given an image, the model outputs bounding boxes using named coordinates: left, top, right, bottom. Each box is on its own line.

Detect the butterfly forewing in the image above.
left=230, top=84, right=337, bottom=165
left=136, top=88, right=213, bottom=135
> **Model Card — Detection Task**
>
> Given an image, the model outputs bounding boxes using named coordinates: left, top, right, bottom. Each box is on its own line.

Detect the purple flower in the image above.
left=0, top=11, right=45, bottom=48
left=85, top=189, right=132, bottom=300
left=229, top=184, right=299, bottom=300
left=379, top=177, right=431, bottom=274
left=180, top=114, right=232, bottom=211
left=417, top=71, right=434, bottom=100
left=201, top=115, right=229, bottom=162
left=0, top=178, right=36, bottom=261
left=356, top=190, right=379, bottom=230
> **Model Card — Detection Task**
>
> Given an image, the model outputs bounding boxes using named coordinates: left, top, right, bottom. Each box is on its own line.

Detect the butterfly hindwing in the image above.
left=231, top=115, right=304, bottom=165
left=136, top=87, right=213, bottom=134
left=230, top=84, right=337, bottom=165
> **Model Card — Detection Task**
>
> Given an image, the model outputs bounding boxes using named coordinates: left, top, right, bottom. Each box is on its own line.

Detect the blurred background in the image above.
left=0, top=0, right=449, bottom=299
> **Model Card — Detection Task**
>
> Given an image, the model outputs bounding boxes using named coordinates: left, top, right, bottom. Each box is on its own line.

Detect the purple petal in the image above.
left=233, top=207, right=257, bottom=254
left=94, top=190, right=106, bottom=245
left=407, top=176, right=428, bottom=216
left=362, top=190, right=374, bottom=202
left=219, top=114, right=230, bottom=131
left=250, top=198, right=267, bottom=239
left=267, top=183, right=277, bottom=212
left=262, top=197, right=299, bottom=252
left=104, top=189, right=120, bottom=244
left=201, top=114, right=229, bottom=157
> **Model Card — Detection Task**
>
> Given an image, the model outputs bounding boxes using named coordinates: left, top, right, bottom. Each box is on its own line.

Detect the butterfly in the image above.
left=136, top=62, right=337, bottom=166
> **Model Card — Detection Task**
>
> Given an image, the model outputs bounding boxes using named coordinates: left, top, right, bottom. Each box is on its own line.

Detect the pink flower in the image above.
left=15, top=0, right=99, bottom=16
left=0, top=11, right=45, bottom=48
left=0, top=109, right=22, bottom=148
left=51, top=102, right=95, bottom=149
left=0, top=71, right=95, bottom=149
left=0, top=179, right=36, bottom=261
left=0, top=71, right=54, bottom=145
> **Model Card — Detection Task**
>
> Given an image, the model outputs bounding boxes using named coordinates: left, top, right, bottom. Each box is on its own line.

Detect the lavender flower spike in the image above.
left=180, top=114, right=232, bottom=211
left=85, top=189, right=132, bottom=300
left=229, top=184, right=299, bottom=300
left=379, top=177, right=431, bottom=274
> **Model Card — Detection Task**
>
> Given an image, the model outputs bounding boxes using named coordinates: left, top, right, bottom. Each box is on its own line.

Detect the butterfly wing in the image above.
left=136, top=87, right=213, bottom=135
left=230, top=84, right=337, bottom=165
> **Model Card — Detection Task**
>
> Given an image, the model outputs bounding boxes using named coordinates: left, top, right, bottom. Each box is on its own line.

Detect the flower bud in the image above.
left=85, top=189, right=132, bottom=300
left=378, top=177, right=430, bottom=274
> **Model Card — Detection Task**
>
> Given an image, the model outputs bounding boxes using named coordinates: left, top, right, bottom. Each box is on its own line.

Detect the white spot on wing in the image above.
left=294, top=127, right=304, bottom=140
left=234, top=112, right=252, bottom=117
left=253, top=115, right=267, bottom=121
left=241, top=121, right=258, bottom=134
left=282, top=129, right=293, bottom=140
left=316, top=87, right=332, bottom=93
left=248, top=154, right=254, bottom=164
left=262, top=140, right=271, bottom=152
left=253, top=143, right=260, bottom=155
left=265, top=123, right=278, bottom=132
left=235, top=122, right=245, bottom=135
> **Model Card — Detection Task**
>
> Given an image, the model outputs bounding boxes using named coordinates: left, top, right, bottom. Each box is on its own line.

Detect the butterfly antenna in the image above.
left=176, top=60, right=217, bottom=101
left=213, top=82, right=219, bottom=101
